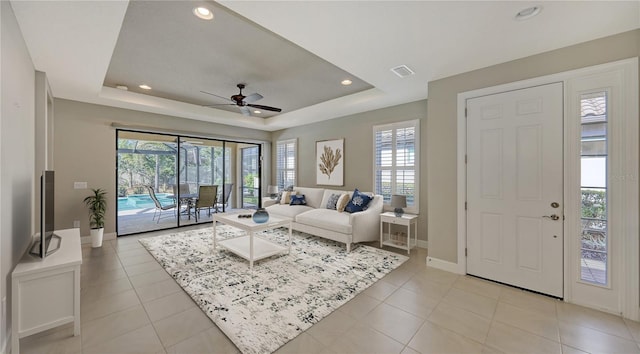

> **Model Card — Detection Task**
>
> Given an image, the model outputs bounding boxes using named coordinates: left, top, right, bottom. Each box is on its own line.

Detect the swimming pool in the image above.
left=117, top=193, right=174, bottom=211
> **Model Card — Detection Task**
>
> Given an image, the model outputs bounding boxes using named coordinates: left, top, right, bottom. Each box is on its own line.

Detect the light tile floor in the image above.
left=19, top=224, right=640, bottom=354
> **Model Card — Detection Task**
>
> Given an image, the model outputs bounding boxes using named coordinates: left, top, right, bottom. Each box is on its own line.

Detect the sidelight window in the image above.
left=579, top=91, right=608, bottom=285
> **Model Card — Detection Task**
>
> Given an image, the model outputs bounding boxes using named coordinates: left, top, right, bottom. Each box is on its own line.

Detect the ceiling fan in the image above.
left=201, top=83, right=282, bottom=117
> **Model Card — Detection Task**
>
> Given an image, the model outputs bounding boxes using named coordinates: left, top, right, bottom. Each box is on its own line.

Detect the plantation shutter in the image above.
left=276, top=139, right=297, bottom=189
left=373, top=120, right=419, bottom=212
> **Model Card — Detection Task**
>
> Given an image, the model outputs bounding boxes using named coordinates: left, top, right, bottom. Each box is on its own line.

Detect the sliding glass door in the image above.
left=117, top=130, right=262, bottom=236
left=117, top=131, right=179, bottom=234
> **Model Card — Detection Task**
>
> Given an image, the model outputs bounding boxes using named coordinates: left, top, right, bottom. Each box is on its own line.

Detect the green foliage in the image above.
left=84, top=188, right=107, bottom=229
left=118, top=140, right=177, bottom=195
left=117, top=141, right=230, bottom=198
left=582, top=189, right=606, bottom=219
left=244, top=173, right=257, bottom=188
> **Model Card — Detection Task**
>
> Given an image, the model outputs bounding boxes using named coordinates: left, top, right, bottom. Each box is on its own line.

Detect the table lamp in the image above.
left=391, top=195, right=407, bottom=217
left=267, top=185, right=279, bottom=199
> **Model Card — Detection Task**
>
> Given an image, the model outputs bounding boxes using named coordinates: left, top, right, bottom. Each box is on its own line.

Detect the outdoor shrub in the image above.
left=581, top=189, right=606, bottom=219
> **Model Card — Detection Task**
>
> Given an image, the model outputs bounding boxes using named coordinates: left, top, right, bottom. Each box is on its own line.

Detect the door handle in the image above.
left=542, top=214, right=560, bottom=221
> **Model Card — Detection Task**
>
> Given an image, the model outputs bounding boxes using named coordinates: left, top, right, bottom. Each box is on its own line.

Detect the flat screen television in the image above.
left=30, top=170, right=61, bottom=258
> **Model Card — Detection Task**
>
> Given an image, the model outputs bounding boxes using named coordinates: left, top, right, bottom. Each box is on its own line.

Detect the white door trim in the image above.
left=451, top=58, right=638, bottom=319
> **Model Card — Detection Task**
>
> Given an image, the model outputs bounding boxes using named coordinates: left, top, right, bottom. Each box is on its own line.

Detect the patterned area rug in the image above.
left=139, top=226, right=408, bottom=354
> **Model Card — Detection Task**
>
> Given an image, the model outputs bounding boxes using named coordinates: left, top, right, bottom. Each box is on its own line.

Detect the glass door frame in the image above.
left=116, top=129, right=266, bottom=236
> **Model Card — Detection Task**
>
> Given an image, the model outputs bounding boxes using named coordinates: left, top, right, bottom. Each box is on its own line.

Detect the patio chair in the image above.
left=172, top=183, right=195, bottom=217
left=215, top=183, right=234, bottom=213
left=194, top=185, right=218, bottom=221
left=146, top=185, right=176, bottom=223
left=172, top=183, right=191, bottom=199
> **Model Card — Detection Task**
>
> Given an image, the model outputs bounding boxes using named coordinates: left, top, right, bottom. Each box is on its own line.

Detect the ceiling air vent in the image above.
left=390, top=65, right=415, bottom=78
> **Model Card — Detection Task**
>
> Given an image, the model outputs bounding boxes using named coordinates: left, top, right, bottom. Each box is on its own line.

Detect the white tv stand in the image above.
left=11, top=228, right=82, bottom=354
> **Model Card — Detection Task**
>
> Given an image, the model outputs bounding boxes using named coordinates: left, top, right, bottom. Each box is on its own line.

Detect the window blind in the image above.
left=374, top=120, right=419, bottom=212
left=276, top=139, right=297, bottom=189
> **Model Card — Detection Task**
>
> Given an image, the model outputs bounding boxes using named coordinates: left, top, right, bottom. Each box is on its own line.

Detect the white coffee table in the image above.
left=212, top=211, right=292, bottom=269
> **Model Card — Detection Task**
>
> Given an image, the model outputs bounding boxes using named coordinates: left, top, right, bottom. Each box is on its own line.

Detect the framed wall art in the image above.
left=316, top=138, right=344, bottom=186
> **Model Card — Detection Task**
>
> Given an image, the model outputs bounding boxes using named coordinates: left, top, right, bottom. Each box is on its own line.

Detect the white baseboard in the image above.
left=81, top=232, right=117, bottom=245
left=426, top=256, right=465, bottom=274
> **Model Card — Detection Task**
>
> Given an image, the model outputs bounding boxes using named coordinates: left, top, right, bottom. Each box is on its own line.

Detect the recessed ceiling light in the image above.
left=253, top=110, right=261, bottom=114
left=116, top=85, right=128, bottom=91
left=341, top=79, right=353, bottom=86
left=193, top=7, right=214, bottom=20
left=515, top=6, right=542, bottom=21
left=139, top=84, right=152, bottom=90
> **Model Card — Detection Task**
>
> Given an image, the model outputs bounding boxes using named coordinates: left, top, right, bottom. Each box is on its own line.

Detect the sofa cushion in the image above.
left=266, top=204, right=313, bottom=219
left=293, top=187, right=325, bottom=208
left=345, top=189, right=373, bottom=213
left=295, top=209, right=352, bottom=234
left=290, top=194, right=307, bottom=205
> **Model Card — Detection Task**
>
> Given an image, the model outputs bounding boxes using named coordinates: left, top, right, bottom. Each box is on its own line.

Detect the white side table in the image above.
left=12, top=228, right=82, bottom=354
left=380, top=212, right=418, bottom=254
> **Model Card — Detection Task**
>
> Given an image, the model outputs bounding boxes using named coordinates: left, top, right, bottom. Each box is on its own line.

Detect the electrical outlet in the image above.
left=73, top=220, right=80, bottom=228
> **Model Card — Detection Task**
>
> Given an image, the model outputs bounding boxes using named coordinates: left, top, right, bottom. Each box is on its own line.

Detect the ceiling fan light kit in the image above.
left=201, top=83, right=282, bottom=117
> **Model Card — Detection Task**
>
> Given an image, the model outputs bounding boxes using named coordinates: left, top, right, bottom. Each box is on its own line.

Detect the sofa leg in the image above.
left=346, top=243, right=351, bottom=252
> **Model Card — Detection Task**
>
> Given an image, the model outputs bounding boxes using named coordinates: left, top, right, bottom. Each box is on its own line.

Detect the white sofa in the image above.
left=265, top=186, right=383, bottom=252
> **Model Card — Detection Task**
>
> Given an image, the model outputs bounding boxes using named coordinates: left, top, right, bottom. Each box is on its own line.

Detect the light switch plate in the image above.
left=74, top=182, right=87, bottom=189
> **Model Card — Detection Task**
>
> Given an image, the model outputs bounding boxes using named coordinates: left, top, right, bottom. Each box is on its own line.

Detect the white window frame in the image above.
left=276, top=138, right=297, bottom=190
left=373, top=119, right=420, bottom=214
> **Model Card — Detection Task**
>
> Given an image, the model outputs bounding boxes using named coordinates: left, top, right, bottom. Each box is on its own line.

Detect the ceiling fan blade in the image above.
left=239, top=106, right=251, bottom=116
left=244, top=93, right=263, bottom=104
left=247, top=104, right=282, bottom=112
left=200, top=90, right=232, bottom=102
left=204, top=104, right=236, bottom=108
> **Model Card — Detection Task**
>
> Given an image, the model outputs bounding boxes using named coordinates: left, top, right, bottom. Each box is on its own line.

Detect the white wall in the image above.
left=0, top=1, right=36, bottom=351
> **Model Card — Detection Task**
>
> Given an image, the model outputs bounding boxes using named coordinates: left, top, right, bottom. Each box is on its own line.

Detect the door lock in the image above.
left=551, top=202, right=560, bottom=208
left=542, top=214, right=560, bottom=221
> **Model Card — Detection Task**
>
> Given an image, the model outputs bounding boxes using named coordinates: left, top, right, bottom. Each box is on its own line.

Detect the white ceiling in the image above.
left=10, top=1, right=640, bottom=132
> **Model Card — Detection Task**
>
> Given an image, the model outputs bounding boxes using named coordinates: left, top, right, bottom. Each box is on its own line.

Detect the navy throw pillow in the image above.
left=345, top=189, right=373, bottom=213
left=290, top=194, right=307, bottom=206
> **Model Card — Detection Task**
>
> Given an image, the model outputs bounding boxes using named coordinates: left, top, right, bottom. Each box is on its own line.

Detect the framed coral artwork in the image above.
left=316, top=138, right=344, bottom=186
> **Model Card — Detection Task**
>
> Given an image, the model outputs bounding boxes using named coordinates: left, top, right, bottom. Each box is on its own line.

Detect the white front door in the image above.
left=466, top=82, right=564, bottom=297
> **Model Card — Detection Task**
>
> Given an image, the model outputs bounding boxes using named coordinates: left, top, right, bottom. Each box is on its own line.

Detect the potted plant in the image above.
left=84, top=188, right=107, bottom=248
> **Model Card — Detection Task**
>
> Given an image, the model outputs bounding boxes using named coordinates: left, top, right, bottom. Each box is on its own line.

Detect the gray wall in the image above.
left=427, top=29, right=640, bottom=263
left=53, top=99, right=271, bottom=236
left=272, top=99, right=428, bottom=242
left=0, top=1, right=36, bottom=349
